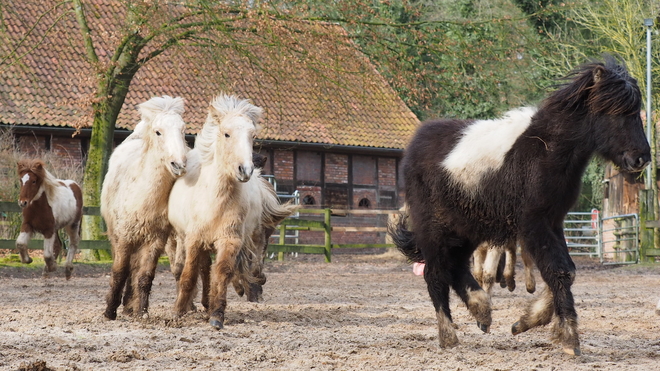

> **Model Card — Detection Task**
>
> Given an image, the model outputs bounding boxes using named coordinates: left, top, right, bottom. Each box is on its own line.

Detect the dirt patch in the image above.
left=1, top=253, right=659, bottom=370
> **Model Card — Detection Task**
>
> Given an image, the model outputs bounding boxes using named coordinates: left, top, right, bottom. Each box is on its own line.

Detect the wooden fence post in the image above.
left=278, top=223, right=286, bottom=261
left=639, top=189, right=655, bottom=262
left=324, top=208, right=331, bottom=263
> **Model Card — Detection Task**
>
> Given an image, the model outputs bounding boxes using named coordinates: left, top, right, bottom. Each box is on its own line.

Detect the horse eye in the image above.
left=224, top=133, right=230, bottom=138
left=156, top=131, right=162, bottom=136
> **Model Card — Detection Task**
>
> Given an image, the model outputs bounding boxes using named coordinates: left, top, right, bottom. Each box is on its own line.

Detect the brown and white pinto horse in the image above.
left=16, top=159, right=82, bottom=279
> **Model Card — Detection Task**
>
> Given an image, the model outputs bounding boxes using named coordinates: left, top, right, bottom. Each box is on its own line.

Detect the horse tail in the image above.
left=388, top=213, right=423, bottom=263
left=234, top=237, right=266, bottom=285
left=259, top=177, right=299, bottom=227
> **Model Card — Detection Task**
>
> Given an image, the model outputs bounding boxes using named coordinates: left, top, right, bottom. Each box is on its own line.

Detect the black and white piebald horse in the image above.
left=390, top=57, right=650, bottom=356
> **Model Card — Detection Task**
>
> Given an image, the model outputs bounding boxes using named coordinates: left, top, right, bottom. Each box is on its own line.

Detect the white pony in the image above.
left=168, top=94, right=294, bottom=329
left=101, top=96, right=188, bottom=320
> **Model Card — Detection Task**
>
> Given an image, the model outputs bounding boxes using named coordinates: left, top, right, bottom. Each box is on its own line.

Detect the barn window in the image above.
left=302, top=195, right=316, bottom=205
left=358, top=198, right=371, bottom=208
left=296, top=151, right=322, bottom=183
left=352, top=155, right=377, bottom=186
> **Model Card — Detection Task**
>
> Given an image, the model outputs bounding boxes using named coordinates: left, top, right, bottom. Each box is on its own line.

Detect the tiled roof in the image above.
left=0, top=1, right=419, bottom=150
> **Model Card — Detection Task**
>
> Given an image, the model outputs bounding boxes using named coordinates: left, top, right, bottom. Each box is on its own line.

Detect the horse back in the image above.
left=50, top=180, right=83, bottom=230
left=403, top=118, right=517, bottom=246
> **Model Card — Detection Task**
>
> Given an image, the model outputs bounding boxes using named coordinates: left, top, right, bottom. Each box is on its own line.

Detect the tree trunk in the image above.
left=80, top=77, right=133, bottom=260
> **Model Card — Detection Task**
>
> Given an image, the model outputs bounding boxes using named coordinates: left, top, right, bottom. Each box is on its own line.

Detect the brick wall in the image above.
left=297, top=185, right=322, bottom=207
left=17, top=135, right=47, bottom=155
left=325, top=153, right=348, bottom=184
left=378, top=157, right=397, bottom=189
left=273, top=149, right=294, bottom=181
left=353, top=188, right=377, bottom=209
left=51, top=136, right=83, bottom=165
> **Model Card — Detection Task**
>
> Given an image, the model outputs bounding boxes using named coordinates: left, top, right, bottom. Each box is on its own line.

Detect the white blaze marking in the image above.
left=441, top=107, right=536, bottom=191
left=21, top=173, right=30, bottom=185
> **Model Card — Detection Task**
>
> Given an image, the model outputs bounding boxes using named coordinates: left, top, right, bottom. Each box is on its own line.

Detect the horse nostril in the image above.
left=238, top=165, right=244, bottom=175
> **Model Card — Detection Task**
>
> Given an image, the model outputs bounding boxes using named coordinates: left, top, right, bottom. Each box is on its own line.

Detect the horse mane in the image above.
left=196, top=94, right=263, bottom=164
left=18, top=158, right=62, bottom=199
left=542, top=55, right=641, bottom=116
left=131, top=96, right=186, bottom=140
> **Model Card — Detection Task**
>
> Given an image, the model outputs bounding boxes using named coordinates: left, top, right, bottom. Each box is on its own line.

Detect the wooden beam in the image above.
left=645, top=220, right=660, bottom=229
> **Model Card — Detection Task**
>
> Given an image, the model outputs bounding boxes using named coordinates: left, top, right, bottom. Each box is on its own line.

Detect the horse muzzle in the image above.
left=170, top=161, right=186, bottom=177
left=17, top=199, right=28, bottom=208
left=236, top=164, right=254, bottom=183
left=622, top=151, right=651, bottom=172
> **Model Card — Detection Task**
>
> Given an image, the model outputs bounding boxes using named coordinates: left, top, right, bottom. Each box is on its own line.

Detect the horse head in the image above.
left=547, top=56, right=651, bottom=173
left=207, top=94, right=263, bottom=183
left=17, top=159, right=46, bottom=208
left=135, top=96, right=188, bottom=178
left=588, top=60, right=651, bottom=172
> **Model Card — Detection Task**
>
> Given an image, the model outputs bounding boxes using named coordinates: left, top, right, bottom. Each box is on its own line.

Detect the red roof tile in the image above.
left=1, top=0, right=419, bottom=149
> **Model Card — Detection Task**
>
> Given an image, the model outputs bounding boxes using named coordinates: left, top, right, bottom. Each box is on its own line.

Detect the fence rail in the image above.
left=0, top=201, right=110, bottom=251
left=1, top=201, right=655, bottom=264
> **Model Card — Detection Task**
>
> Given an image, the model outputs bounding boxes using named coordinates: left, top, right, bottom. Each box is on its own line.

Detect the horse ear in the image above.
left=593, top=66, right=605, bottom=84
left=208, top=102, right=223, bottom=122
left=17, top=160, right=27, bottom=173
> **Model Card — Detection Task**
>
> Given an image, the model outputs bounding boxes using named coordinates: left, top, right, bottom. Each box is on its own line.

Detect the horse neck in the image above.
left=40, top=170, right=64, bottom=204
left=138, top=143, right=177, bottom=193
left=530, top=111, right=596, bottom=177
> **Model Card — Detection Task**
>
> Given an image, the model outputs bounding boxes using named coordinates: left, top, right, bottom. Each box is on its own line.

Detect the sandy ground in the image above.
left=1, top=252, right=659, bottom=371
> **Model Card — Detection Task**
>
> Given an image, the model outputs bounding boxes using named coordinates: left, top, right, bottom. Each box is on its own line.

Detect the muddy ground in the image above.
left=1, top=252, right=659, bottom=371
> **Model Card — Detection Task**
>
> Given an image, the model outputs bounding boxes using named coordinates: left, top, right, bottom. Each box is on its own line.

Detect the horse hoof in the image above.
left=563, top=346, right=581, bottom=356
left=499, top=281, right=507, bottom=289
left=65, top=267, right=73, bottom=280
left=437, top=332, right=459, bottom=348
left=209, top=317, right=224, bottom=330
left=476, top=321, right=490, bottom=333
left=22, top=257, right=33, bottom=264
left=104, top=311, right=117, bottom=321
left=526, top=286, right=536, bottom=294
left=511, top=321, right=523, bottom=335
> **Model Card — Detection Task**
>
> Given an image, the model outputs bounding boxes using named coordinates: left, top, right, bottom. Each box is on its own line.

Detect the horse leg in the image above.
left=471, top=243, right=487, bottom=288
left=450, top=249, right=492, bottom=333
left=104, top=245, right=132, bottom=320
left=521, top=244, right=536, bottom=293
left=502, top=240, right=517, bottom=292
left=515, top=227, right=580, bottom=356
left=122, top=270, right=134, bottom=315
left=421, top=245, right=458, bottom=348
left=174, top=238, right=202, bottom=317
left=165, top=234, right=184, bottom=281
left=63, top=221, right=80, bottom=280
left=42, top=231, right=58, bottom=275
left=481, top=244, right=503, bottom=295
left=512, top=286, right=554, bottom=334
left=131, top=240, right=164, bottom=319
left=166, top=234, right=198, bottom=312
left=16, top=225, right=34, bottom=264
left=208, top=236, right=242, bottom=330
left=200, top=250, right=211, bottom=311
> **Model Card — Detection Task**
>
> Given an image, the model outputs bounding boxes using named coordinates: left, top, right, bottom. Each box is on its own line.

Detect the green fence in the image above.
left=0, top=201, right=111, bottom=251
left=1, top=202, right=398, bottom=262
left=266, top=208, right=398, bottom=262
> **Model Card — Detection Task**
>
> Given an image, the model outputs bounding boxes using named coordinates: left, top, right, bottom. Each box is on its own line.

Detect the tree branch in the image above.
left=71, top=0, right=99, bottom=67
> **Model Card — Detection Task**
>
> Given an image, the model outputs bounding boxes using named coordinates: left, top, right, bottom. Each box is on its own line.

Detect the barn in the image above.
left=0, top=1, right=419, bottom=219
